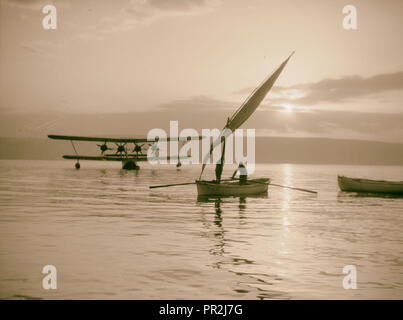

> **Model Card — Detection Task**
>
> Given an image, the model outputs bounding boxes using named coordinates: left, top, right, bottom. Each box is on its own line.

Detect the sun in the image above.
left=281, top=104, right=294, bottom=113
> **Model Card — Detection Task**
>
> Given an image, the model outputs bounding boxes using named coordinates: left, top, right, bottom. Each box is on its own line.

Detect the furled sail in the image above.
left=199, top=52, right=294, bottom=179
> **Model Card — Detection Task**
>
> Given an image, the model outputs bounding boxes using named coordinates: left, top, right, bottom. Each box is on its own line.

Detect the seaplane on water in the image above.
left=48, top=134, right=203, bottom=170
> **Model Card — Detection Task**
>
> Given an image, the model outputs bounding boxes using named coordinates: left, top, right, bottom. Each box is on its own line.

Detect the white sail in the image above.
left=227, top=51, right=294, bottom=132
left=199, top=52, right=294, bottom=179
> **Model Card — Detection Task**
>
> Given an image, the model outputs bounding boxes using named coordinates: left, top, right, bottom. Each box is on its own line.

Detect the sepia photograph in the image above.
left=0, top=0, right=403, bottom=306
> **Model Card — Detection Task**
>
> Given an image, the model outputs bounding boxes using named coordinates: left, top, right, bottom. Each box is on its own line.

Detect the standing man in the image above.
left=215, top=120, right=231, bottom=183
left=215, top=161, right=224, bottom=183
left=215, top=136, right=227, bottom=183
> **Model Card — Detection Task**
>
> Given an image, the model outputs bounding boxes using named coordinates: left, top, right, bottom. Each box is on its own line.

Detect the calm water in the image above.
left=0, top=160, right=402, bottom=299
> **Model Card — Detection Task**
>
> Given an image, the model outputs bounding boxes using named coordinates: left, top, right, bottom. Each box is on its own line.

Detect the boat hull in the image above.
left=338, top=175, right=403, bottom=195
left=196, top=178, right=270, bottom=196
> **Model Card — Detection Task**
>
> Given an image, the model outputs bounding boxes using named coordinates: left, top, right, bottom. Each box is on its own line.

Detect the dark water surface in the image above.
left=0, top=160, right=402, bottom=299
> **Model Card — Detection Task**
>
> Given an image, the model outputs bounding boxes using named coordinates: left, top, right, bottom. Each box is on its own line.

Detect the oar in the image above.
left=269, top=183, right=317, bottom=194
left=150, top=179, right=317, bottom=194
left=231, top=178, right=317, bottom=194
left=150, top=181, right=196, bottom=189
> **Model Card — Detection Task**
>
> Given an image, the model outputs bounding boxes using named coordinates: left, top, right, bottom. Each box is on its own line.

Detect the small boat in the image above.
left=149, top=53, right=295, bottom=196
left=195, top=53, right=294, bottom=197
left=196, top=178, right=270, bottom=196
left=338, top=175, right=403, bottom=195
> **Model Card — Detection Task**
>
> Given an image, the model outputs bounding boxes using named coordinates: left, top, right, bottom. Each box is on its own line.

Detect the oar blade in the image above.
left=270, top=183, right=317, bottom=194
left=149, top=181, right=196, bottom=189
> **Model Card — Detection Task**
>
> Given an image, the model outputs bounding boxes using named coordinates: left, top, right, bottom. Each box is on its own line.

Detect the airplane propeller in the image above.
left=133, top=143, right=146, bottom=155
left=97, top=142, right=113, bottom=155
left=115, top=142, right=128, bottom=156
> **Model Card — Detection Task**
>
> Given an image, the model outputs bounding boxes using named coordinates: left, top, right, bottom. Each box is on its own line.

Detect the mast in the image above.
left=215, top=138, right=226, bottom=181
left=199, top=52, right=294, bottom=180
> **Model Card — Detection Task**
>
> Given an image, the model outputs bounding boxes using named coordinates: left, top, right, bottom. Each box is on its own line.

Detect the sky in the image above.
left=1, top=0, right=403, bottom=142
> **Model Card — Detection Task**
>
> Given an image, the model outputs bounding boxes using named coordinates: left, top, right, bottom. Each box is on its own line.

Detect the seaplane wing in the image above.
left=62, top=155, right=189, bottom=162
left=48, top=134, right=203, bottom=143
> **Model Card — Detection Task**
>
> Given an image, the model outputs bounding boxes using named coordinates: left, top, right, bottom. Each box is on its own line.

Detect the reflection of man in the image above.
left=231, top=162, right=247, bottom=185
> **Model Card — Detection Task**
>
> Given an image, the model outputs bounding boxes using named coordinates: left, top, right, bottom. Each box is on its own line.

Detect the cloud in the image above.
left=104, top=0, right=221, bottom=32
left=3, top=93, right=403, bottom=143
left=2, top=0, right=68, bottom=10
left=146, top=95, right=403, bottom=142
left=19, top=40, right=60, bottom=56
left=2, top=0, right=221, bottom=42
left=2, top=0, right=43, bottom=10
left=20, top=43, right=45, bottom=54
left=157, top=95, right=235, bottom=112
left=143, top=0, right=211, bottom=11
left=256, top=109, right=403, bottom=142
left=235, top=71, right=403, bottom=106
left=153, top=95, right=403, bottom=142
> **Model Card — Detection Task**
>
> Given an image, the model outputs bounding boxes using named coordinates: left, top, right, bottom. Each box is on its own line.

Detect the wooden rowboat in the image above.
left=338, top=175, right=403, bottom=195
left=196, top=178, right=270, bottom=196
left=195, top=54, right=293, bottom=197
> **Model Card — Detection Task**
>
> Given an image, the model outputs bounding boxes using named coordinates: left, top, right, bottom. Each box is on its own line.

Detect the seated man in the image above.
left=231, top=162, right=247, bottom=185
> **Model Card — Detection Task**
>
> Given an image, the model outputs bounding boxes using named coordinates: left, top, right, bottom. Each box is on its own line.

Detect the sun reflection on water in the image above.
left=281, top=164, right=293, bottom=214
left=279, top=164, right=293, bottom=258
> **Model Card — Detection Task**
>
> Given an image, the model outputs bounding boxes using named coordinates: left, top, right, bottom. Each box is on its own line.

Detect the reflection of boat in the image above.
left=338, top=175, right=403, bottom=195
left=196, top=178, right=270, bottom=196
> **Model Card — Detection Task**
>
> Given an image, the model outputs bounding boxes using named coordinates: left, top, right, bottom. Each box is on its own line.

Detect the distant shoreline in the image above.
left=1, top=159, right=403, bottom=167
left=1, top=136, right=403, bottom=165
